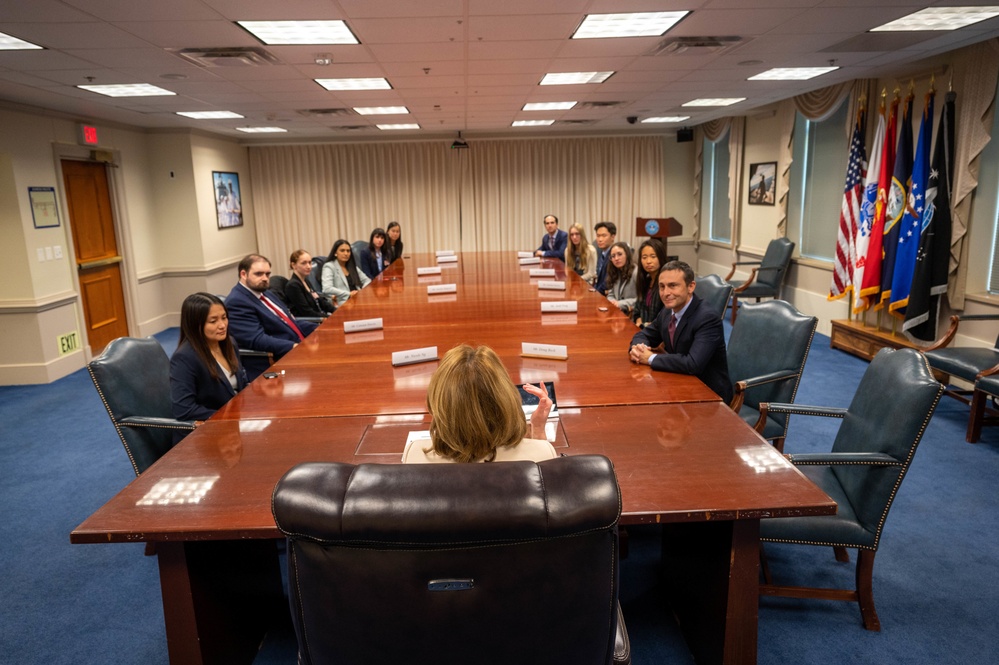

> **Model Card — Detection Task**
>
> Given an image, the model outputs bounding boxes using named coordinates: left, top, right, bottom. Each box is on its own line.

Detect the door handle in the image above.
left=78, top=256, right=123, bottom=270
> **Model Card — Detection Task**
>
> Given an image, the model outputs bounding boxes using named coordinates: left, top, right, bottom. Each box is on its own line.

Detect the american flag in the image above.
left=829, top=115, right=867, bottom=300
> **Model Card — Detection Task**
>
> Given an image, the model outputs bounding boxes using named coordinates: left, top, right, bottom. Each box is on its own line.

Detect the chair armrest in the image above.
left=729, top=370, right=799, bottom=412
left=753, top=402, right=847, bottom=434
left=239, top=349, right=274, bottom=359
left=119, top=416, right=196, bottom=431
left=732, top=268, right=759, bottom=294
left=723, top=260, right=761, bottom=281
left=297, top=317, right=325, bottom=324
left=785, top=452, right=903, bottom=467
left=977, top=361, right=999, bottom=380
left=924, top=313, right=999, bottom=352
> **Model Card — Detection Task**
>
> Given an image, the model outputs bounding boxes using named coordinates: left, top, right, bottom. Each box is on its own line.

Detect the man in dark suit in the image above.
left=226, top=254, right=319, bottom=381
left=534, top=214, right=568, bottom=258
left=628, top=260, right=732, bottom=403
left=593, top=221, right=616, bottom=294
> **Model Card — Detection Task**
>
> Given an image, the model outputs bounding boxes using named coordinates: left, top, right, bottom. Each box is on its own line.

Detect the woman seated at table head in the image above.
left=385, top=221, right=404, bottom=262
left=402, top=344, right=557, bottom=464
left=632, top=239, right=668, bottom=328
left=321, top=239, right=370, bottom=305
left=170, top=292, right=248, bottom=431
left=605, top=241, right=638, bottom=315
left=285, top=249, right=334, bottom=318
left=358, top=227, right=389, bottom=279
left=565, top=222, right=598, bottom=284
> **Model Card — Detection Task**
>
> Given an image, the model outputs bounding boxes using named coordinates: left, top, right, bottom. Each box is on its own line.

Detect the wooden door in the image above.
left=62, top=160, right=129, bottom=353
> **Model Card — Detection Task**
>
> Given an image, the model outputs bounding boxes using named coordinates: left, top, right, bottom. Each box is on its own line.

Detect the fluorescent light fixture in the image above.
left=316, top=78, right=391, bottom=91
left=78, top=83, right=175, bottom=97
left=523, top=102, right=577, bottom=111
left=176, top=111, right=244, bottom=119
left=872, top=7, right=999, bottom=31
left=353, top=106, right=409, bottom=115
left=377, top=123, right=420, bottom=130
left=749, top=67, right=838, bottom=81
left=237, top=20, right=359, bottom=44
left=235, top=126, right=288, bottom=133
left=540, top=72, right=614, bottom=86
left=572, top=11, right=689, bottom=39
left=0, top=31, right=43, bottom=50
left=512, top=120, right=555, bottom=127
left=682, top=98, right=745, bottom=107
left=641, top=116, right=690, bottom=123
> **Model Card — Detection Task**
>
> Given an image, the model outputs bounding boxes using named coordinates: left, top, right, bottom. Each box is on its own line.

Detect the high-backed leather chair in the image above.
left=922, top=313, right=999, bottom=442
left=272, top=456, right=630, bottom=665
left=756, top=348, right=943, bottom=630
left=307, top=256, right=326, bottom=294
left=728, top=300, right=817, bottom=451
left=87, top=336, right=194, bottom=475
left=723, top=237, right=795, bottom=323
left=695, top=274, right=735, bottom=321
left=268, top=274, right=289, bottom=304
left=969, top=369, right=999, bottom=442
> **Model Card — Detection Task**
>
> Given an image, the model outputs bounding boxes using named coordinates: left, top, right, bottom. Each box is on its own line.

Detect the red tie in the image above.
left=260, top=294, right=305, bottom=341
left=668, top=313, right=677, bottom=347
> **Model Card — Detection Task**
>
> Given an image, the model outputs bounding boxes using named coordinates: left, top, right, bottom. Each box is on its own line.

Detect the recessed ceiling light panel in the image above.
left=236, top=127, right=288, bottom=133
left=512, top=120, right=555, bottom=126
left=377, top=123, right=420, bottom=130
left=316, top=78, right=391, bottom=91
left=0, top=31, right=43, bottom=50
left=177, top=111, right=244, bottom=119
left=78, top=84, right=175, bottom=97
left=872, top=7, right=999, bottom=31
left=237, top=20, right=359, bottom=44
left=523, top=102, right=577, bottom=111
left=353, top=106, right=409, bottom=115
left=682, top=98, right=745, bottom=107
left=749, top=67, right=838, bottom=81
left=641, top=116, right=690, bottom=123
left=540, top=72, right=614, bottom=86
left=572, top=12, right=689, bottom=39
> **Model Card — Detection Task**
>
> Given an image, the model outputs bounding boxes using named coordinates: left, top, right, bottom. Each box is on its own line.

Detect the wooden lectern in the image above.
left=635, top=217, right=683, bottom=257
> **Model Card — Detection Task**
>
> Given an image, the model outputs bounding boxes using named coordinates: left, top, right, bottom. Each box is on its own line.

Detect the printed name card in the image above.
left=519, top=256, right=541, bottom=265
left=343, top=317, right=383, bottom=333
left=529, top=268, right=556, bottom=277
left=541, top=301, right=577, bottom=313
left=417, top=266, right=442, bottom=275
left=435, top=250, right=455, bottom=257
left=517, top=251, right=535, bottom=259
left=427, top=283, right=457, bottom=294
left=392, top=346, right=439, bottom=367
left=436, top=254, right=458, bottom=263
left=521, top=342, right=568, bottom=360
left=537, top=280, right=566, bottom=291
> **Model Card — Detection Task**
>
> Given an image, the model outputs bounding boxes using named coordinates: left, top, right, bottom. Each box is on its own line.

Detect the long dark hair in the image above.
left=635, top=239, right=668, bottom=300
left=386, top=221, right=403, bottom=260
left=605, top=241, right=635, bottom=291
left=178, top=292, right=237, bottom=381
left=369, top=227, right=387, bottom=254
left=328, top=239, right=363, bottom=289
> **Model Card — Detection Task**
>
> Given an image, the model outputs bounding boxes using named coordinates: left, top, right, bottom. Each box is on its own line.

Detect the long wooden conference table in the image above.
left=72, top=252, right=834, bottom=665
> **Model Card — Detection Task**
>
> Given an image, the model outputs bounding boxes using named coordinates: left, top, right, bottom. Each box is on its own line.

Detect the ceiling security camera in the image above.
left=626, top=116, right=638, bottom=124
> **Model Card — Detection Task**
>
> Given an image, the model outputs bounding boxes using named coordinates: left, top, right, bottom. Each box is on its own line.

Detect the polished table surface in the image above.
left=72, top=252, right=834, bottom=665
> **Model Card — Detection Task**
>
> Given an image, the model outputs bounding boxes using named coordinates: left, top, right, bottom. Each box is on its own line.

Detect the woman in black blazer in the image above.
left=386, top=220, right=404, bottom=263
left=359, top=227, right=389, bottom=278
left=285, top=249, right=334, bottom=317
left=170, top=293, right=248, bottom=432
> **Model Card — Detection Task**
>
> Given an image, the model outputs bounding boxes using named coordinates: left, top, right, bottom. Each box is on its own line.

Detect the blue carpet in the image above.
left=0, top=327, right=996, bottom=663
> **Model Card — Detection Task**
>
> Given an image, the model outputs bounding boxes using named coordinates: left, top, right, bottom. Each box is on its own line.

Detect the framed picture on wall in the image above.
left=747, top=162, right=776, bottom=206
left=213, top=171, right=243, bottom=229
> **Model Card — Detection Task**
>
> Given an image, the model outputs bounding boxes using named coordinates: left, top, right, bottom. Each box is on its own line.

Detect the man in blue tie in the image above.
left=534, top=214, right=568, bottom=258
left=628, top=260, right=732, bottom=403
left=593, top=221, right=616, bottom=294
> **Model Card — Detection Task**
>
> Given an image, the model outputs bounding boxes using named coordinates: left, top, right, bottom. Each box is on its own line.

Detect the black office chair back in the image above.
left=273, top=456, right=624, bottom=665
left=308, top=257, right=326, bottom=293
left=87, top=337, right=182, bottom=475
left=268, top=274, right=289, bottom=304
left=756, top=237, right=795, bottom=291
left=350, top=239, right=368, bottom=261
left=696, top=274, right=734, bottom=320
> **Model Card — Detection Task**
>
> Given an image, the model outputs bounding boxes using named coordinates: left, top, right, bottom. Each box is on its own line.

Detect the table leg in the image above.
left=661, top=520, right=760, bottom=665
left=156, top=539, right=287, bottom=665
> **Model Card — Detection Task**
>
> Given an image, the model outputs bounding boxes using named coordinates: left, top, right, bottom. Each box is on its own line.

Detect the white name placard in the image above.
left=529, top=268, right=556, bottom=277
left=343, top=317, right=384, bottom=333
left=521, top=342, right=568, bottom=360
left=519, top=256, right=541, bottom=265
left=427, top=283, right=457, bottom=294
left=517, top=251, right=535, bottom=259
left=541, top=301, right=577, bottom=313
left=537, top=280, right=566, bottom=291
left=435, top=250, right=455, bottom=257
left=417, top=266, right=442, bottom=275
left=437, top=255, right=458, bottom=263
left=392, top=346, right=439, bottom=367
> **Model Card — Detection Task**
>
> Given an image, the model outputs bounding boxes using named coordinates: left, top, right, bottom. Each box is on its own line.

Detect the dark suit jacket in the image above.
left=629, top=293, right=733, bottom=403
left=358, top=247, right=387, bottom=279
left=170, top=341, right=248, bottom=441
left=537, top=228, right=568, bottom=258
left=226, top=283, right=318, bottom=380
left=595, top=247, right=610, bottom=294
left=285, top=275, right=333, bottom=318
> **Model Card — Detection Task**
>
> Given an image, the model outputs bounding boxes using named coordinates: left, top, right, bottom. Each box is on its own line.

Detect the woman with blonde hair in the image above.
left=564, top=223, right=598, bottom=284
left=402, top=344, right=557, bottom=463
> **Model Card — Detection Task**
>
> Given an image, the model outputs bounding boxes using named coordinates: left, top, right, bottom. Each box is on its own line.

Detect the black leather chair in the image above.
left=307, top=256, right=326, bottom=294
left=268, top=274, right=289, bottom=304
left=756, top=348, right=943, bottom=631
left=723, top=237, right=795, bottom=323
left=728, top=300, right=817, bottom=452
left=923, top=313, right=999, bottom=442
left=272, top=456, right=630, bottom=665
left=695, top=273, right=735, bottom=321
left=969, top=369, right=999, bottom=442
left=87, top=336, right=194, bottom=475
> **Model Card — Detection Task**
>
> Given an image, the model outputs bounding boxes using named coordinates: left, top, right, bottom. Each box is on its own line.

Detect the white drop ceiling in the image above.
left=1, top=0, right=998, bottom=143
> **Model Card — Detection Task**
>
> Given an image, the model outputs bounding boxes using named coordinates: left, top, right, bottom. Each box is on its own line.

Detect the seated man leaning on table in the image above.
left=226, top=253, right=318, bottom=381
left=628, top=260, right=733, bottom=403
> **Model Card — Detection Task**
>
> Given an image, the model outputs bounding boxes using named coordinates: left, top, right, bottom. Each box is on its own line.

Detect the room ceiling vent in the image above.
left=575, top=101, right=625, bottom=109
left=173, top=47, right=280, bottom=68
left=297, top=108, right=354, bottom=117
left=650, top=36, right=743, bottom=56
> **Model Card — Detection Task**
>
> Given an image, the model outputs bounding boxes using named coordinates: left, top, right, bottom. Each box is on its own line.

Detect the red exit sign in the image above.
left=77, top=123, right=99, bottom=146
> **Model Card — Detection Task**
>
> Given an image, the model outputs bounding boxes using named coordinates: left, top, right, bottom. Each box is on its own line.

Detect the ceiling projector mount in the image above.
left=451, top=131, right=468, bottom=149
